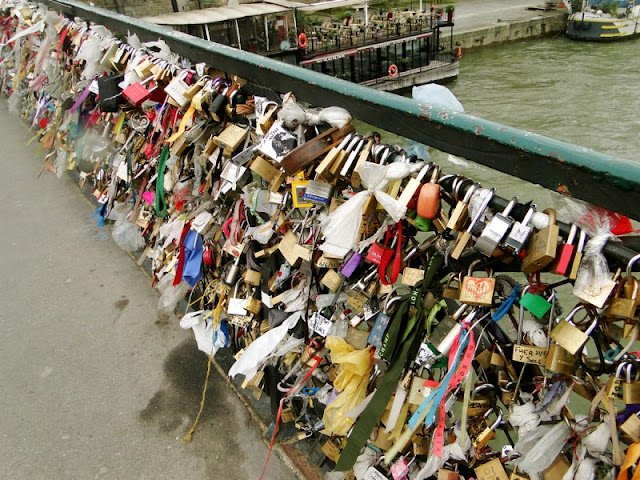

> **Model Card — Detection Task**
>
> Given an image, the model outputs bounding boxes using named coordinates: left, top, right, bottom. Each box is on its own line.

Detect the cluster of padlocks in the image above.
left=2, top=1, right=639, bottom=479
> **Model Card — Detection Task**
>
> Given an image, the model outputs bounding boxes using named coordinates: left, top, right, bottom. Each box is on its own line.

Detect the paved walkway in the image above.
left=452, top=0, right=563, bottom=33
left=0, top=103, right=294, bottom=479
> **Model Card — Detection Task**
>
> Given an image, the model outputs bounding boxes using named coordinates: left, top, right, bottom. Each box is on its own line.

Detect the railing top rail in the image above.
left=35, top=0, right=640, bottom=221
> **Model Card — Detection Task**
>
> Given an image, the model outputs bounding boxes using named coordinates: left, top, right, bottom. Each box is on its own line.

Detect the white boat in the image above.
left=567, top=0, right=640, bottom=40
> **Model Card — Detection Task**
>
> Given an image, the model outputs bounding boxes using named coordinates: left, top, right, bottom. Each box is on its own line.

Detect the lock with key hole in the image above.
left=623, top=363, right=640, bottom=405
left=474, top=197, right=517, bottom=257
left=504, top=204, right=536, bottom=254
left=549, top=305, right=597, bottom=355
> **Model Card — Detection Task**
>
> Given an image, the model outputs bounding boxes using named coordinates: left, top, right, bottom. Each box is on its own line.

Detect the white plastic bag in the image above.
left=320, top=161, right=422, bottom=256
left=516, top=421, right=572, bottom=475
left=180, top=310, right=229, bottom=356
left=412, top=83, right=464, bottom=112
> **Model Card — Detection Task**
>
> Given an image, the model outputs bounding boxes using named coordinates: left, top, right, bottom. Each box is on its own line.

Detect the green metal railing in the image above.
left=31, top=0, right=640, bottom=265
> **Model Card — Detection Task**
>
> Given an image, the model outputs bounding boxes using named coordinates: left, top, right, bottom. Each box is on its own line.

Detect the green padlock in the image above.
left=519, top=289, right=553, bottom=319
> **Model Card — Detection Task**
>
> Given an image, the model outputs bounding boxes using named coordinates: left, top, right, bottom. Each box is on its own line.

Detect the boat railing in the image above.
left=27, top=0, right=640, bottom=264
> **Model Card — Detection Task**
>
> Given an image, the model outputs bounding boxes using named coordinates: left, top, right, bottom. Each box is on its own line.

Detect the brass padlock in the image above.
left=620, top=413, right=640, bottom=443
left=545, top=343, right=578, bottom=375
left=605, top=362, right=627, bottom=399
left=623, top=363, right=640, bottom=405
left=548, top=305, right=597, bottom=355
left=442, top=272, right=461, bottom=299
left=521, top=208, right=559, bottom=274
left=468, top=384, right=497, bottom=417
left=469, top=407, right=503, bottom=449
left=446, top=182, right=479, bottom=232
left=605, top=256, right=640, bottom=319
left=459, top=259, right=495, bottom=307
left=500, top=381, right=517, bottom=406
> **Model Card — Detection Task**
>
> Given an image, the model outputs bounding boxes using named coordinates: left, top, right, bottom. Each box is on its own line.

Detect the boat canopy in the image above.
left=587, top=0, right=634, bottom=8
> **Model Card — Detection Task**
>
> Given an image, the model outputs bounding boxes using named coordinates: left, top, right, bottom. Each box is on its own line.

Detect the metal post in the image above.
left=365, top=2, right=368, bottom=26
left=264, top=15, right=270, bottom=51
left=234, top=19, right=242, bottom=50
left=204, top=23, right=211, bottom=41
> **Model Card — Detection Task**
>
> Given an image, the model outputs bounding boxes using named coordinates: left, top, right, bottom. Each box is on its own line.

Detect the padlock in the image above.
left=549, top=305, right=597, bottom=355
left=519, top=286, right=553, bottom=319
left=554, top=223, right=578, bottom=276
left=604, top=362, right=627, bottom=399
left=446, top=182, right=479, bottom=232
left=227, top=280, right=249, bottom=316
left=545, top=343, right=578, bottom=375
left=468, top=384, right=497, bottom=417
left=397, top=162, right=431, bottom=207
left=620, top=413, right=640, bottom=443
left=339, top=136, right=366, bottom=177
left=605, top=255, right=640, bottom=319
left=363, top=456, right=389, bottom=480
left=351, top=265, right=379, bottom=295
left=474, top=197, right=517, bottom=256
left=500, top=381, right=517, bottom=406
left=442, top=272, right=462, bottom=299
left=203, top=240, right=214, bottom=265
left=451, top=187, right=495, bottom=260
left=416, top=165, right=441, bottom=220
left=459, top=260, right=495, bottom=307
left=573, top=268, right=619, bottom=309
left=512, top=287, right=549, bottom=366
left=623, top=363, right=640, bottom=405
left=429, top=306, right=476, bottom=357
left=474, top=458, right=510, bottom=480
left=469, top=407, right=503, bottom=449
left=568, top=229, right=588, bottom=281
left=521, top=208, right=559, bottom=274
left=368, top=294, right=402, bottom=349
left=243, top=269, right=262, bottom=286
left=390, top=454, right=416, bottom=480
left=223, top=243, right=246, bottom=285
left=340, top=243, right=367, bottom=278
left=504, top=204, right=535, bottom=252
left=163, top=70, right=191, bottom=109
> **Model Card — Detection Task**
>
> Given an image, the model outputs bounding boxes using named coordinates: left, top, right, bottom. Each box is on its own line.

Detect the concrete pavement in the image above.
left=0, top=103, right=295, bottom=479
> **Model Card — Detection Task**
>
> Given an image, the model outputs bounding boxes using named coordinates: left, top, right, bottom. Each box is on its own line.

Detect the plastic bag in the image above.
left=412, top=83, right=464, bottom=112
left=516, top=421, right=572, bottom=474
left=321, top=337, right=374, bottom=436
left=111, top=202, right=146, bottom=252
left=228, top=311, right=302, bottom=380
left=307, top=106, right=352, bottom=128
left=180, top=310, right=229, bottom=356
left=320, top=161, right=423, bottom=257
left=157, top=279, right=191, bottom=319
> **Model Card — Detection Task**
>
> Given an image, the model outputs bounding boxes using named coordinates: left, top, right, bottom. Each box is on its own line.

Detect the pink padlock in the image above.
left=390, top=455, right=415, bottom=480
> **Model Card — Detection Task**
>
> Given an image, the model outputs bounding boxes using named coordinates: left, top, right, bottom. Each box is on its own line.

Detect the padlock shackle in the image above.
left=521, top=204, right=536, bottom=224
left=462, top=182, right=480, bottom=204
left=566, top=223, right=578, bottom=244
left=542, top=208, right=557, bottom=226
left=502, top=197, right=518, bottom=216
left=626, top=253, right=640, bottom=278
left=517, top=285, right=531, bottom=343
left=616, top=361, right=629, bottom=378
left=466, top=187, right=495, bottom=233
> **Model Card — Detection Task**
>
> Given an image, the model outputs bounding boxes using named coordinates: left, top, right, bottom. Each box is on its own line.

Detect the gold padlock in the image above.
left=545, top=343, right=578, bottom=375
left=623, top=364, right=640, bottom=405
left=446, top=182, right=479, bottom=232
left=549, top=305, right=597, bottom=355
left=442, top=272, right=461, bottom=299
left=604, top=362, right=627, bottom=400
left=605, top=256, right=640, bottom=319
left=620, top=413, right=640, bottom=443
left=469, top=407, right=503, bottom=449
left=521, top=208, right=559, bottom=274
left=459, top=259, right=495, bottom=307
left=468, top=384, right=496, bottom=417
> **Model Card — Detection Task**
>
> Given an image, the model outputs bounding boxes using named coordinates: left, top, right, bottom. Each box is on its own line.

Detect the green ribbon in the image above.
left=155, top=145, right=169, bottom=218
left=335, top=253, right=444, bottom=471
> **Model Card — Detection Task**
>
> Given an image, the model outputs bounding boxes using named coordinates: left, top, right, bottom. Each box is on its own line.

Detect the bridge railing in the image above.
left=27, top=0, right=640, bottom=264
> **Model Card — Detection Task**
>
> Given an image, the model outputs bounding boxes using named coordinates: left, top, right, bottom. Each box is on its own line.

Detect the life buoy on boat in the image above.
left=455, top=46, right=462, bottom=58
left=298, top=33, right=308, bottom=48
left=388, top=64, right=398, bottom=77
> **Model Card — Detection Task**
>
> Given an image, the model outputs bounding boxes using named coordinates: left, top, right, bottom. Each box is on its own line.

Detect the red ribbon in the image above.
left=379, top=222, right=403, bottom=286
left=173, top=220, right=192, bottom=286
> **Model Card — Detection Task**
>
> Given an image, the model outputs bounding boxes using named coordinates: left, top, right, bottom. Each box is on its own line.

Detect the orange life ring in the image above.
left=455, top=46, right=462, bottom=58
left=298, top=33, right=308, bottom=48
left=388, top=64, right=398, bottom=77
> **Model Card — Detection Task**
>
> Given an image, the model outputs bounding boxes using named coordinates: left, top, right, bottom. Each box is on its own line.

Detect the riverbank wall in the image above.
left=453, top=11, right=568, bottom=50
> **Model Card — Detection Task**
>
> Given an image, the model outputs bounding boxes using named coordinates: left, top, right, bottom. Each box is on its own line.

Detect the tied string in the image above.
left=527, top=272, right=548, bottom=295
left=182, top=286, right=228, bottom=443
left=259, top=347, right=324, bottom=480
left=432, top=326, right=476, bottom=457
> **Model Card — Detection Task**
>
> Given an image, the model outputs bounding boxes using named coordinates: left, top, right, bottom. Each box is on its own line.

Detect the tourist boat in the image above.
left=567, top=0, right=640, bottom=40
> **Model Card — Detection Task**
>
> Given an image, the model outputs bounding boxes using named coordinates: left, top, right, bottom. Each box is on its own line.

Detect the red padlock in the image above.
left=416, top=165, right=440, bottom=220
left=122, top=77, right=157, bottom=107
left=203, top=241, right=214, bottom=265
left=555, top=223, right=577, bottom=276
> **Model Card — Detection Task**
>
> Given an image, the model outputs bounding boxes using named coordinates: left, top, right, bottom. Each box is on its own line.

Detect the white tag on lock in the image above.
left=227, top=298, right=248, bottom=316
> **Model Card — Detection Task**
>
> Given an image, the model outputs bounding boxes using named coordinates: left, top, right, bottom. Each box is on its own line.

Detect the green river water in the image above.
left=356, top=35, right=640, bottom=210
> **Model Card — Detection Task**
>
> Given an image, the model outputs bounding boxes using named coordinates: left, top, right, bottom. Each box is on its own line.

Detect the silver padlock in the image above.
left=224, top=243, right=246, bottom=285
left=340, top=136, right=366, bottom=176
left=474, top=197, right=518, bottom=256
left=504, top=204, right=536, bottom=253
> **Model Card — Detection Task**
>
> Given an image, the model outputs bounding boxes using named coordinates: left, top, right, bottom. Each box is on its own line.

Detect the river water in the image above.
left=356, top=35, right=640, bottom=213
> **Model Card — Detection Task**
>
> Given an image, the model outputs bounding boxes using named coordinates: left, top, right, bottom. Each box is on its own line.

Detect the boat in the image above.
left=567, top=0, right=640, bottom=41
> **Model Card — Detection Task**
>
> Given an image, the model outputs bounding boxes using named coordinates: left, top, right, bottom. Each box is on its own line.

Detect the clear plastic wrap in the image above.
left=157, top=279, right=191, bottom=319
left=411, top=83, right=464, bottom=113
left=306, top=106, right=352, bottom=128
left=320, top=161, right=423, bottom=256
left=111, top=203, right=146, bottom=252
left=516, top=421, right=571, bottom=475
